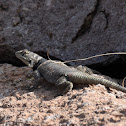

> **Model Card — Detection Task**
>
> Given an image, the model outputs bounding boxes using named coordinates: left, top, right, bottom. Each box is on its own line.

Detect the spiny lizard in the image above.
left=15, top=49, right=126, bottom=94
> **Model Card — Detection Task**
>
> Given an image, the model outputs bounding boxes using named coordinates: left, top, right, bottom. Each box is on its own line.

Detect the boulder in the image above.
left=0, top=0, right=126, bottom=67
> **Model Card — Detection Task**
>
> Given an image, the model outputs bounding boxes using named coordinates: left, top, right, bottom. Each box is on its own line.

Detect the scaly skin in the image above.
left=15, top=49, right=126, bottom=94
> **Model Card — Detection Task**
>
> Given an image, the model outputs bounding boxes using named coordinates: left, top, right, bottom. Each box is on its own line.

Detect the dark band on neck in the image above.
left=33, top=58, right=47, bottom=71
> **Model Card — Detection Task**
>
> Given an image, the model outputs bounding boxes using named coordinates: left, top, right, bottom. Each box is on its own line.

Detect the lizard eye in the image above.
left=21, top=52, right=25, bottom=56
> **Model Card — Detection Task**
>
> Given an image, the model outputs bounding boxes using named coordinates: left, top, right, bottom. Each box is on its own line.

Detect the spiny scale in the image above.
left=66, top=72, right=126, bottom=93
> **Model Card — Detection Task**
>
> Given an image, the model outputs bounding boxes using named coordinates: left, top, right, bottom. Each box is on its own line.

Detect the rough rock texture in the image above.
left=0, top=64, right=126, bottom=125
left=0, top=0, right=126, bottom=65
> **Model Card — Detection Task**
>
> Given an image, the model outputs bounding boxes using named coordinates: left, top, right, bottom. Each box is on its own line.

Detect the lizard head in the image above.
left=15, top=49, right=42, bottom=67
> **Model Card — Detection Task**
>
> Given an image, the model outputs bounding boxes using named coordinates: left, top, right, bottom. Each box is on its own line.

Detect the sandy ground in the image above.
left=0, top=64, right=126, bottom=126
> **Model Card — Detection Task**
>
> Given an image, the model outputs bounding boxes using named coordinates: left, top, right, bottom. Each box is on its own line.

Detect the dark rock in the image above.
left=0, top=0, right=126, bottom=70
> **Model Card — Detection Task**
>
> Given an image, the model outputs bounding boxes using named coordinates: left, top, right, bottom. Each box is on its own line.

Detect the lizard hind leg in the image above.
left=76, top=65, right=93, bottom=75
left=55, top=76, right=73, bottom=94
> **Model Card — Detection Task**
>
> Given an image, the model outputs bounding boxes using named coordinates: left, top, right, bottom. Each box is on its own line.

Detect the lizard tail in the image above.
left=67, top=72, right=126, bottom=93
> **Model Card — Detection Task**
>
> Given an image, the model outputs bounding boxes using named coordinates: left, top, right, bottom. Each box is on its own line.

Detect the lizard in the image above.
left=15, top=49, right=126, bottom=94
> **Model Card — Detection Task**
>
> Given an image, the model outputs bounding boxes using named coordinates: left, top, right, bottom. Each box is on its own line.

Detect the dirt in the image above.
left=0, top=64, right=126, bottom=126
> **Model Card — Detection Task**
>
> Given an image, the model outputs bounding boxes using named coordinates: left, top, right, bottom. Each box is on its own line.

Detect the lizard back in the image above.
left=37, top=60, right=79, bottom=83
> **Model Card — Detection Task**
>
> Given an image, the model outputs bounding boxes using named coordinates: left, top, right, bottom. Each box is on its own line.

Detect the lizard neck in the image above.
left=33, top=58, right=47, bottom=71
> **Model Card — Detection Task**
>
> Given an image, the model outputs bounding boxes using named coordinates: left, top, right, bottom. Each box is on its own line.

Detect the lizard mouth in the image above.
left=22, top=58, right=32, bottom=66
left=15, top=54, right=30, bottom=66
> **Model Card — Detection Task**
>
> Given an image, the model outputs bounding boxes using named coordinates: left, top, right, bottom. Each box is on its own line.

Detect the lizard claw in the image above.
left=62, top=82, right=73, bottom=94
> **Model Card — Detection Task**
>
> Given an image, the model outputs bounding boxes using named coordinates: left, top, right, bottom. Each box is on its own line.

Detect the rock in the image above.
left=0, top=114, right=6, bottom=124
left=0, top=0, right=126, bottom=67
left=0, top=63, right=126, bottom=125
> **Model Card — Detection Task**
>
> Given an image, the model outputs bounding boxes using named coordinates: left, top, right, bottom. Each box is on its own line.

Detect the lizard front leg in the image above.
left=55, top=76, right=73, bottom=94
left=76, top=65, right=93, bottom=75
left=29, top=70, right=44, bottom=91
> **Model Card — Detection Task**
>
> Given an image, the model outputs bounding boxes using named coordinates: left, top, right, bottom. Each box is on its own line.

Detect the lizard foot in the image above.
left=62, top=81, right=73, bottom=94
left=55, top=76, right=73, bottom=95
